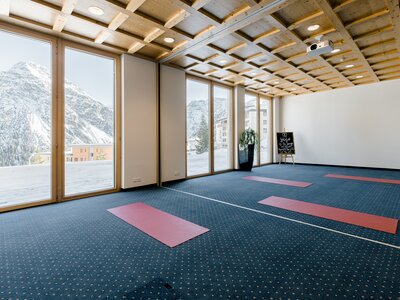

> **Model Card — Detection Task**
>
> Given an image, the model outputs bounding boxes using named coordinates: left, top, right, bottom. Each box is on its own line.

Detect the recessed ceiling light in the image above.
left=273, top=81, right=280, bottom=84
left=220, top=59, right=227, bottom=64
left=88, top=6, right=104, bottom=16
left=290, top=88, right=296, bottom=91
left=356, top=75, right=363, bottom=79
left=164, top=37, right=175, bottom=43
left=331, top=49, right=341, bottom=53
left=251, top=72, right=257, bottom=76
left=307, top=24, right=320, bottom=31
left=345, top=64, right=354, bottom=68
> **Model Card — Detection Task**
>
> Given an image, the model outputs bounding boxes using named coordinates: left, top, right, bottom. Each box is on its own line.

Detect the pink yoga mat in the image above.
left=244, top=176, right=312, bottom=188
left=259, top=196, right=398, bottom=234
left=108, top=203, right=209, bottom=247
left=325, top=174, right=400, bottom=185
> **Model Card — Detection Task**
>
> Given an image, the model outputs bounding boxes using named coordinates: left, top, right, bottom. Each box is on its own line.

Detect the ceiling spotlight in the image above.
left=88, top=6, right=104, bottom=16
left=290, top=88, right=296, bottom=91
left=251, top=72, right=257, bottom=76
left=164, top=37, right=175, bottom=43
left=273, top=81, right=280, bottom=84
left=220, top=59, right=227, bottom=64
left=356, top=75, right=363, bottom=79
left=345, top=64, right=354, bottom=68
left=331, top=48, right=341, bottom=53
left=307, top=24, right=320, bottom=31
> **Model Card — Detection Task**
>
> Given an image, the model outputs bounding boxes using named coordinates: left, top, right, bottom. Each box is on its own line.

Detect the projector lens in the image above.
left=310, top=44, right=318, bottom=51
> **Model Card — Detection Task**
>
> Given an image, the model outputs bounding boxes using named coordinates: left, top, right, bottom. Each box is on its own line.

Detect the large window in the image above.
left=260, top=97, right=272, bottom=164
left=245, top=93, right=259, bottom=166
left=186, top=79, right=210, bottom=176
left=213, top=86, right=232, bottom=172
left=64, top=48, right=116, bottom=195
left=0, top=30, right=53, bottom=208
left=186, top=78, right=233, bottom=176
left=0, top=27, right=119, bottom=211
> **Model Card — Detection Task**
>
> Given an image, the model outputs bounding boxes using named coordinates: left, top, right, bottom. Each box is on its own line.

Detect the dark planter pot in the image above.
left=238, top=144, right=255, bottom=171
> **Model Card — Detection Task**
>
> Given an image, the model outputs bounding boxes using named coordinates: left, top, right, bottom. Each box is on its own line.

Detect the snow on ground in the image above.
left=0, top=161, right=113, bottom=208
left=187, top=148, right=231, bottom=176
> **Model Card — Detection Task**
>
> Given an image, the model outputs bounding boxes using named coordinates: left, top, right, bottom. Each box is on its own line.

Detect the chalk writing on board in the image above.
left=277, top=132, right=295, bottom=154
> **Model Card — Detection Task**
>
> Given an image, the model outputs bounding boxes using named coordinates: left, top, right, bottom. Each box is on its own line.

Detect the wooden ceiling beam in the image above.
left=253, top=28, right=280, bottom=43
left=287, top=10, right=324, bottom=30
left=313, top=0, right=380, bottom=82
left=333, top=0, right=358, bottom=13
left=231, top=30, right=328, bottom=90
left=360, top=38, right=396, bottom=53
left=266, top=14, right=351, bottom=86
left=324, top=50, right=353, bottom=61
left=160, top=0, right=298, bottom=63
left=6, top=13, right=127, bottom=52
left=303, top=28, right=336, bottom=43
left=184, top=53, right=287, bottom=94
left=366, top=49, right=398, bottom=61
left=353, top=25, right=394, bottom=42
left=385, top=0, right=400, bottom=54
left=344, top=8, right=390, bottom=29
left=52, top=0, right=77, bottom=32
left=206, top=43, right=310, bottom=93
left=126, top=0, right=146, bottom=12
left=32, top=0, right=171, bottom=52
left=270, top=41, right=297, bottom=54
left=371, top=57, right=400, bottom=68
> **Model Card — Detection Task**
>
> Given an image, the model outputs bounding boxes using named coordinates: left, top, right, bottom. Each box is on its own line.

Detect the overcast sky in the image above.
left=0, top=30, right=114, bottom=106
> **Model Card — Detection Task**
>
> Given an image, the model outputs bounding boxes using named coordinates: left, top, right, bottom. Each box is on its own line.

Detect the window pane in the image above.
left=245, top=94, right=258, bottom=165
left=213, top=86, right=232, bottom=172
left=64, top=48, right=115, bottom=196
left=0, top=30, right=52, bottom=208
left=186, top=79, right=210, bottom=176
left=260, top=98, right=271, bottom=164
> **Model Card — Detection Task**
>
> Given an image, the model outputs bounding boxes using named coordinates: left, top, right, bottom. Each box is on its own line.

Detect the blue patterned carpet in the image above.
left=1, top=164, right=399, bottom=299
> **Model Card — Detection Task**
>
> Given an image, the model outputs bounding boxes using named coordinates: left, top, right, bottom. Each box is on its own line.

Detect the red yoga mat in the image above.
left=108, top=202, right=209, bottom=247
left=259, top=196, right=398, bottom=234
left=325, top=174, right=400, bottom=185
left=244, top=176, right=312, bottom=188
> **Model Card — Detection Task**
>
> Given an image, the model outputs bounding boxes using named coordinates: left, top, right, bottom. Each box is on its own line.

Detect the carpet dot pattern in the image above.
left=0, top=164, right=399, bottom=299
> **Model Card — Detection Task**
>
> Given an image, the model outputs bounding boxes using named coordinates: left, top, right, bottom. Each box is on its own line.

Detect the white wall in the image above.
left=160, top=65, right=186, bottom=182
left=121, top=54, right=157, bottom=188
left=280, top=79, right=400, bottom=169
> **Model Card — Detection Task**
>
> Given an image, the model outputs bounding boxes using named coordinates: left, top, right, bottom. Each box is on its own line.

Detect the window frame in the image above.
left=185, top=75, right=234, bottom=178
left=0, top=22, right=121, bottom=213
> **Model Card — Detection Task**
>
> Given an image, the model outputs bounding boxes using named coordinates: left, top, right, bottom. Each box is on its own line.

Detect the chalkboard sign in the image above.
left=277, top=132, right=295, bottom=154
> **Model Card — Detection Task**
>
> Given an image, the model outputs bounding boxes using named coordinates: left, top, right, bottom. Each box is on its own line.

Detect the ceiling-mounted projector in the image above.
left=306, top=40, right=334, bottom=56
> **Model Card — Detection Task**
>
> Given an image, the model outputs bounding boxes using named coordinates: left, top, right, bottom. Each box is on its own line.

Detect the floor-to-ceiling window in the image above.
left=0, top=29, right=53, bottom=208
left=0, top=26, right=119, bottom=212
left=64, top=47, right=116, bottom=196
left=186, top=79, right=211, bottom=177
left=245, top=93, right=259, bottom=166
left=260, top=96, right=272, bottom=164
left=213, top=85, right=232, bottom=172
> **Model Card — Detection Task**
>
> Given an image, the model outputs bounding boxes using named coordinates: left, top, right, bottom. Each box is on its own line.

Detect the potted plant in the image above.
left=238, top=128, right=258, bottom=171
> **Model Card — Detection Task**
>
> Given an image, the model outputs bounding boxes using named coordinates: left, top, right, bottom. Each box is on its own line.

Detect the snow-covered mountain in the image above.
left=0, top=62, right=113, bottom=166
left=186, top=97, right=228, bottom=138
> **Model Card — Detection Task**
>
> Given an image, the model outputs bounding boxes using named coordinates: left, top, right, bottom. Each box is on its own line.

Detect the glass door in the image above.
left=213, top=85, right=232, bottom=172
left=0, top=30, right=53, bottom=209
left=260, top=97, right=272, bottom=164
left=64, top=47, right=116, bottom=196
left=186, top=79, right=211, bottom=177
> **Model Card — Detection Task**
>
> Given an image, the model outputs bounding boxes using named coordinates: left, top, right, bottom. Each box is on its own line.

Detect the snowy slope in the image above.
left=0, top=62, right=113, bottom=166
